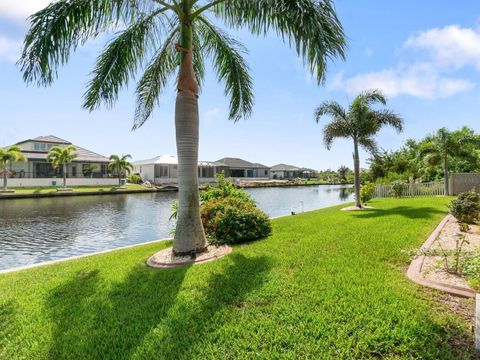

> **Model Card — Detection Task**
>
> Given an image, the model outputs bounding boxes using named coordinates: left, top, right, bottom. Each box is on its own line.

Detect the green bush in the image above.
left=360, top=182, right=375, bottom=204
left=200, top=174, right=271, bottom=245
left=449, top=189, right=480, bottom=224
left=200, top=173, right=251, bottom=202
left=128, top=174, right=142, bottom=184
left=390, top=180, right=406, bottom=198
left=200, top=196, right=271, bottom=245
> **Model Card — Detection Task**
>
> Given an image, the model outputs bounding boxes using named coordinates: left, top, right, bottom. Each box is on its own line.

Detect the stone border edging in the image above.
left=406, top=214, right=476, bottom=298
left=146, top=245, right=233, bottom=269
left=0, top=238, right=172, bottom=275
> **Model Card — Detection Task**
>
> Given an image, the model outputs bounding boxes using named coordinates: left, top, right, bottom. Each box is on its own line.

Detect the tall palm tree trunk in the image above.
left=444, top=156, right=449, bottom=196
left=119, top=169, right=122, bottom=187
left=3, top=163, right=7, bottom=191
left=63, top=163, right=67, bottom=188
left=353, top=138, right=362, bottom=208
left=173, top=4, right=207, bottom=255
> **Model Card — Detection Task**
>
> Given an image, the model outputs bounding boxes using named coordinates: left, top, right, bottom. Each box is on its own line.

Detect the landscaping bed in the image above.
left=421, top=215, right=480, bottom=293
left=0, top=197, right=475, bottom=359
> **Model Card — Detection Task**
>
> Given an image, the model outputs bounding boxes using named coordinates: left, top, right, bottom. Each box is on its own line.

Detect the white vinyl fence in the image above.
left=374, top=182, right=445, bottom=198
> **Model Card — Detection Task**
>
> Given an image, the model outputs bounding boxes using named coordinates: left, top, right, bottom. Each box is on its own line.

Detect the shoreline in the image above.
left=0, top=182, right=352, bottom=200
left=0, top=201, right=354, bottom=274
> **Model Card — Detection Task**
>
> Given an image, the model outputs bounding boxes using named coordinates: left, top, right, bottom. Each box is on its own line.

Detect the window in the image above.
left=199, top=167, right=214, bottom=178
left=101, top=164, right=108, bottom=174
left=72, top=166, right=76, bottom=177
left=230, top=169, right=244, bottom=177
left=155, top=164, right=169, bottom=178
left=34, top=143, right=56, bottom=151
left=264, top=170, right=268, bottom=176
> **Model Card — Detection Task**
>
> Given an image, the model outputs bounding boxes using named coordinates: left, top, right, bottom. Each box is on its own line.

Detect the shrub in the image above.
left=390, top=180, right=406, bottom=198
left=200, top=173, right=251, bottom=202
left=360, top=182, right=375, bottom=204
left=449, top=189, right=480, bottom=224
left=201, top=196, right=271, bottom=245
left=128, top=174, right=142, bottom=184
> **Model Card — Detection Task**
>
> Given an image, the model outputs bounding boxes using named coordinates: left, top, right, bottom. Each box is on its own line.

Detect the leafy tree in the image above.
left=19, top=0, right=346, bottom=255
left=337, top=165, right=350, bottom=183
left=419, top=127, right=478, bottom=195
left=314, top=89, right=403, bottom=208
left=47, top=145, right=78, bottom=188
left=109, top=154, right=133, bottom=186
left=0, top=146, right=26, bottom=191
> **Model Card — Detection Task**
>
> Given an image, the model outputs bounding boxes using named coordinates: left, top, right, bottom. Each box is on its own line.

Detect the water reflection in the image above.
left=0, top=185, right=353, bottom=270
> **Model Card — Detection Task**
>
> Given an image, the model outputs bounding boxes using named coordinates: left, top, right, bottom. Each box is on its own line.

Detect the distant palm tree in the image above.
left=47, top=145, right=77, bottom=189
left=419, top=127, right=476, bottom=196
left=19, top=0, right=346, bottom=255
left=109, top=154, right=133, bottom=186
left=337, top=165, right=350, bottom=183
left=314, top=90, right=403, bottom=208
left=0, top=146, right=26, bottom=191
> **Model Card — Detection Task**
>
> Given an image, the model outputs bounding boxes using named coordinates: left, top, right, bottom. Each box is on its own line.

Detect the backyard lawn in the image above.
left=0, top=197, right=474, bottom=359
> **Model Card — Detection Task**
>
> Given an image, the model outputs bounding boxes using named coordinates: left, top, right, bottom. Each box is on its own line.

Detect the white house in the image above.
left=270, top=163, right=318, bottom=180
left=133, top=155, right=225, bottom=185
left=1, top=135, right=117, bottom=187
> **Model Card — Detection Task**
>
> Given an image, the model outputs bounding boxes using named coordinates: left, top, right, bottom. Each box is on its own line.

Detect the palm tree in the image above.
left=47, top=145, right=78, bottom=188
left=19, top=0, right=346, bottom=255
left=337, top=165, right=350, bottom=183
left=419, top=127, right=476, bottom=196
left=314, top=90, right=403, bottom=208
left=109, top=154, right=133, bottom=186
left=0, top=146, right=26, bottom=191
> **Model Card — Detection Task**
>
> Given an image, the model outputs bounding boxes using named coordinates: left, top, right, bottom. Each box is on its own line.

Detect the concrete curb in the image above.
left=406, top=214, right=476, bottom=298
left=0, top=238, right=172, bottom=275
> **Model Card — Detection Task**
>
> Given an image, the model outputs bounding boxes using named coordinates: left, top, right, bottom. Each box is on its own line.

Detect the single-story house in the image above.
left=1, top=135, right=116, bottom=187
left=133, top=155, right=226, bottom=185
left=215, top=157, right=270, bottom=179
left=270, top=164, right=318, bottom=180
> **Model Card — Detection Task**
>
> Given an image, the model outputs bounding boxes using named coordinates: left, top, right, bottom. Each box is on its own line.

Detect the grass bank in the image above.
left=0, top=183, right=165, bottom=199
left=0, top=197, right=473, bottom=359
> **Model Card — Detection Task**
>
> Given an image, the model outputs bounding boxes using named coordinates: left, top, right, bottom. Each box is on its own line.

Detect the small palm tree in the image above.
left=19, top=0, right=346, bottom=255
left=337, top=165, right=350, bottom=183
left=47, top=145, right=77, bottom=188
left=0, top=146, right=26, bottom=191
left=419, top=127, right=476, bottom=195
left=109, top=154, right=133, bottom=187
left=314, top=90, right=403, bottom=208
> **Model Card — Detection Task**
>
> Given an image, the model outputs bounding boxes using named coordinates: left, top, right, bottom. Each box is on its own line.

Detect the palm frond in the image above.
left=314, top=101, right=346, bottom=123
left=214, top=0, right=346, bottom=84
left=197, top=16, right=253, bottom=122
left=323, top=120, right=351, bottom=150
left=18, top=0, right=149, bottom=86
left=133, top=25, right=179, bottom=130
left=370, top=110, right=403, bottom=133
left=358, top=137, right=379, bottom=156
left=83, top=10, right=166, bottom=110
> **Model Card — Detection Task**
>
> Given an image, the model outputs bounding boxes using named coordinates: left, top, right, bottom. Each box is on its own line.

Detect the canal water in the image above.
left=0, top=185, right=353, bottom=270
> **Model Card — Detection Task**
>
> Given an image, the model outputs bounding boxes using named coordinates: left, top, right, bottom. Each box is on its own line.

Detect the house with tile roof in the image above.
left=215, top=157, right=270, bottom=179
left=1, top=135, right=116, bottom=187
left=270, top=164, right=318, bottom=180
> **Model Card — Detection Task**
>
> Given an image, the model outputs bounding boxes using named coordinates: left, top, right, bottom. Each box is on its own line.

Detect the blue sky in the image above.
left=1, top=1, right=480, bottom=170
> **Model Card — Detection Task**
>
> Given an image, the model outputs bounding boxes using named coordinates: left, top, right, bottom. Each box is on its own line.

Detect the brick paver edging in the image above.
left=406, top=214, right=476, bottom=298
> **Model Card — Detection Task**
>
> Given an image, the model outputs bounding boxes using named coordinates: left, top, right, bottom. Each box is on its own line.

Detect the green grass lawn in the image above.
left=0, top=197, right=473, bottom=359
left=1, top=183, right=154, bottom=196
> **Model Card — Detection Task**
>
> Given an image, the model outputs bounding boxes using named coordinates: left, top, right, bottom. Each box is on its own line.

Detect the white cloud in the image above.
left=335, top=63, right=475, bottom=99
left=405, top=25, right=480, bottom=70
left=0, top=0, right=50, bottom=21
left=331, top=25, right=480, bottom=99
left=0, top=36, right=21, bottom=62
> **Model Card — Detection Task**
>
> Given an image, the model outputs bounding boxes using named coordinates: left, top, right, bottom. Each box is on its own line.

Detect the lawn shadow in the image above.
left=351, top=206, right=446, bottom=220
left=0, top=300, right=18, bottom=352
left=45, top=253, right=271, bottom=359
